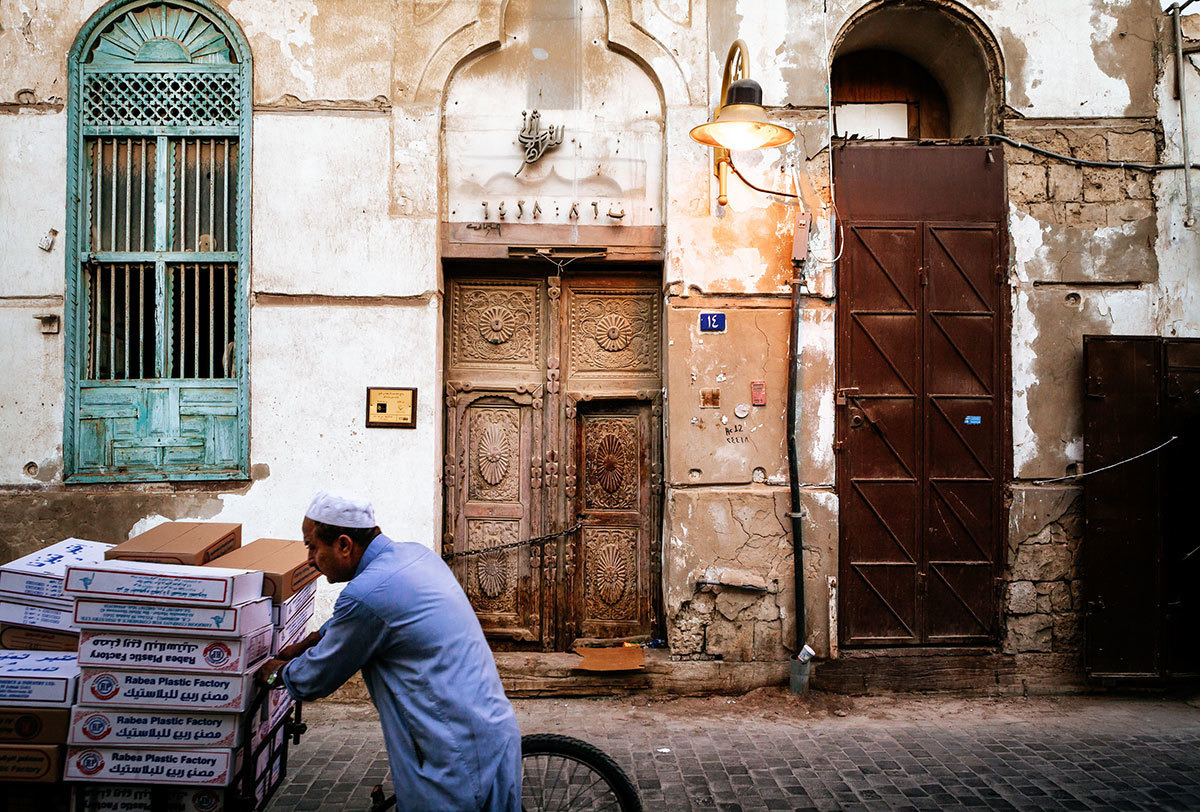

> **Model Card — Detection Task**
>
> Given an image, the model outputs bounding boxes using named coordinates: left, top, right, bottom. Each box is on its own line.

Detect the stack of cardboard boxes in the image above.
left=0, top=539, right=113, bottom=651
left=0, top=522, right=317, bottom=810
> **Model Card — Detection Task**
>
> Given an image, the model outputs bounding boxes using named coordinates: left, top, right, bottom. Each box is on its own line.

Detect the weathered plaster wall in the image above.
left=2, top=0, right=1195, bottom=683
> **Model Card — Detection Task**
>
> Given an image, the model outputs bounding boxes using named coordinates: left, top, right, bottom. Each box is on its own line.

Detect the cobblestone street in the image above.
left=266, top=690, right=1200, bottom=811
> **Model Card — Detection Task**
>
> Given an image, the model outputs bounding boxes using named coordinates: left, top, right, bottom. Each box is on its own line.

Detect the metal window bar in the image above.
left=88, top=137, right=156, bottom=252
left=85, top=264, right=155, bottom=380
left=171, top=137, right=236, bottom=251
left=167, top=263, right=235, bottom=379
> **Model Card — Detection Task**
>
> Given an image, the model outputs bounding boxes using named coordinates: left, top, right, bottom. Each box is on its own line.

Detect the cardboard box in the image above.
left=79, top=668, right=255, bottom=712
left=207, top=538, right=318, bottom=603
left=4, top=783, right=71, bottom=812
left=74, top=597, right=271, bottom=638
left=0, top=651, right=79, bottom=707
left=0, top=539, right=114, bottom=601
left=272, top=594, right=314, bottom=652
left=0, top=706, right=70, bottom=743
left=70, top=785, right=227, bottom=812
left=69, top=706, right=244, bottom=748
left=271, top=580, right=317, bottom=626
left=0, top=622, right=79, bottom=652
left=0, top=742, right=63, bottom=781
left=77, top=627, right=272, bottom=674
left=64, top=560, right=264, bottom=608
left=64, top=745, right=237, bottom=785
left=105, top=523, right=241, bottom=566
left=0, top=595, right=78, bottom=632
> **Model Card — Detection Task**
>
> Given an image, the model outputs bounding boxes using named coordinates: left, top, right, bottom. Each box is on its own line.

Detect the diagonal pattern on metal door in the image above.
left=924, top=223, right=1000, bottom=643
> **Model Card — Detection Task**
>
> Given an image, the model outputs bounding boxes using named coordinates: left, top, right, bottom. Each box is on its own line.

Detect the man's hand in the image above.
left=277, top=630, right=323, bottom=662
left=255, top=657, right=288, bottom=688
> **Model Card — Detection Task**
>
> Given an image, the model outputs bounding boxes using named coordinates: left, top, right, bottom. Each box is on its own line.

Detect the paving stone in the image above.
left=264, top=693, right=1200, bottom=812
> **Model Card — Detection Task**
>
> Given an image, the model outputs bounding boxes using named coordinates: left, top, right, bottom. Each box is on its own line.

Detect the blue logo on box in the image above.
left=699, top=312, right=725, bottom=332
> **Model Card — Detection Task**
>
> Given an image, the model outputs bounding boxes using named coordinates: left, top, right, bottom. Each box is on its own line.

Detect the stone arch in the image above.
left=440, top=0, right=672, bottom=230
left=831, top=0, right=1005, bottom=137
left=414, top=0, right=690, bottom=107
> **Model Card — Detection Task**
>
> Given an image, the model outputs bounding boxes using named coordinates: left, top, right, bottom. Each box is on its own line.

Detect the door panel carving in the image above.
left=583, top=526, right=640, bottom=622
left=567, top=290, right=660, bottom=378
left=468, top=407, right=521, bottom=502
left=450, top=281, right=542, bottom=369
left=582, top=416, right=639, bottom=511
left=466, top=518, right=520, bottom=614
left=572, top=403, right=653, bottom=642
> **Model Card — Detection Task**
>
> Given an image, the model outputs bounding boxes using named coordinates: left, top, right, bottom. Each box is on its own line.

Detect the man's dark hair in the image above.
left=310, top=520, right=380, bottom=548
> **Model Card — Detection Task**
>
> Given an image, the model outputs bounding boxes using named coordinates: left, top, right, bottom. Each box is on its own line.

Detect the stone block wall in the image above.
left=1003, top=486, right=1084, bottom=656
left=1004, top=118, right=1158, bottom=233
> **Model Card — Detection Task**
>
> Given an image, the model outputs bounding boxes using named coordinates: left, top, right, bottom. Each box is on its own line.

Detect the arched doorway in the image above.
left=831, top=1, right=1011, bottom=647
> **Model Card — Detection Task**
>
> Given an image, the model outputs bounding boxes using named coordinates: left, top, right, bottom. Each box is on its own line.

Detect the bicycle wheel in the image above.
left=520, top=733, right=642, bottom=812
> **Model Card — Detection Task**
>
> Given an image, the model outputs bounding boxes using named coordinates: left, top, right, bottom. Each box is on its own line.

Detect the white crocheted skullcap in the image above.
left=305, top=490, right=376, bottom=529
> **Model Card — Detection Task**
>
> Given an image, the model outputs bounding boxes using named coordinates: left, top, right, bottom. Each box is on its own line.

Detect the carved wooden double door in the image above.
left=443, top=271, right=662, bottom=651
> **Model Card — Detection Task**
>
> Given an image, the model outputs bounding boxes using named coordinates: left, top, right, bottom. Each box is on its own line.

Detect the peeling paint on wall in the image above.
left=229, top=0, right=319, bottom=94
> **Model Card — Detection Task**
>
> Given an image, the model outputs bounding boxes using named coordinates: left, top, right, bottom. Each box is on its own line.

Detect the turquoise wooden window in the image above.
left=64, top=0, right=252, bottom=482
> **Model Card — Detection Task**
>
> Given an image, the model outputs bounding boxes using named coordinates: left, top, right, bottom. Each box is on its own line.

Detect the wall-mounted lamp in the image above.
left=689, top=40, right=796, bottom=206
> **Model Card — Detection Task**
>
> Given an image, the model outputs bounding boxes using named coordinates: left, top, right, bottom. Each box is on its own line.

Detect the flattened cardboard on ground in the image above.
left=64, top=559, right=263, bottom=608
left=0, top=595, right=78, bottom=631
left=271, top=580, right=318, bottom=627
left=74, top=596, right=271, bottom=637
left=0, top=707, right=70, bottom=743
left=0, top=623, right=79, bottom=652
left=77, top=626, right=272, bottom=674
left=79, top=668, right=255, bottom=711
left=571, top=646, right=646, bottom=672
left=0, top=539, right=113, bottom=601
left=65, top=744, right=237, bottom=785
left=207, top=538, right=318, bottom=603
left=0, top=651, right=79, bottom=707
left=0, top=742, right=63, bottom=781
left=71, top=785, right=227, bottom=812
left=105, top=522, right=241, bottom=566
left=69, top=706, right=243, bottom=748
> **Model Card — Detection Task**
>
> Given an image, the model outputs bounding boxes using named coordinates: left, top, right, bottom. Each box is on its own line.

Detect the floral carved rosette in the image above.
left=583, top=417, right=638, bottom=510
left=452, top=284, right=539, bottom=366
left=584, top=528, right=638, bottom=621
left=569, top=292, right=659, bottom=375
left=468, top=407, right=520, bottom=503
left=466, top=519, right=518, bottom=613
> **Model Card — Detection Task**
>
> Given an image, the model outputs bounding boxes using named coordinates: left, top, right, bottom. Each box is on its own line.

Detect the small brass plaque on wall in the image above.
left=366, top=387, right=417, bottom=429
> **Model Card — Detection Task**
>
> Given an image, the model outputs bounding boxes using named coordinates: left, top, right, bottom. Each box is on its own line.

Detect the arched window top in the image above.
left=87, top=4, right=235, bottom=65
left=73, top=0, right=250, bottom=67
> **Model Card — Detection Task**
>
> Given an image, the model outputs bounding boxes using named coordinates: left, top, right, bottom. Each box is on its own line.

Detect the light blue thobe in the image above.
left=280, top=534, right=521, bottom=812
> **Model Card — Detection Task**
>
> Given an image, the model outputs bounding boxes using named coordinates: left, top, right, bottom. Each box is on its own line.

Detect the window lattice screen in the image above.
left=82, top=71, right=239, bottom=128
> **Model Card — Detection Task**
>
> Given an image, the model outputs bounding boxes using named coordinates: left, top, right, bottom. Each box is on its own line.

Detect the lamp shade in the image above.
left=690, top=78, right=794, bottom=151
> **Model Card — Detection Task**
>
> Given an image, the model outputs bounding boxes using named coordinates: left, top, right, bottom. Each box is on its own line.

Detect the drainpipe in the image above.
left=1172, top=0, right=1198, bottom=226
left=787, top=214, right=816, bottom=694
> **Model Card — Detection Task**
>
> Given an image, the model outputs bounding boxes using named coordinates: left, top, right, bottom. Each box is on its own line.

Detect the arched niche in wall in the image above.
left=442, top=0, right=665, bottom=246
left=831, top=0, right=1005, bottom=139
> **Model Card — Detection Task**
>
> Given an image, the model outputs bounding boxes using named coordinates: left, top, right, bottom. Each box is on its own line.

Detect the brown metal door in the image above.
left=1082, top=336, right=1161, bottom=676
left=835, top=144, right=1006, bottom=647
left=445, top=270, right=662, bottom=651
left=1162, top=339, right=1200, bottom=677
